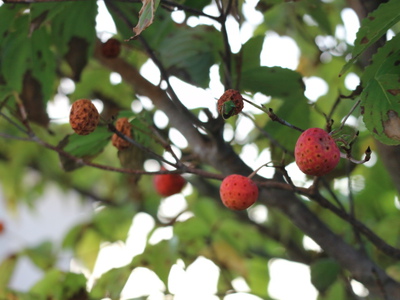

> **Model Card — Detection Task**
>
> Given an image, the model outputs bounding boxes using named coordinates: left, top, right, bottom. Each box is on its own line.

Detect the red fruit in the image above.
left=153, top=168, right=186, bottom=197
left=69, top=99, right=100, bottom=135
left=101, top=38, right=121, bottom=58
left=219, top=174, right=259, bottom=210
left=295, top=128, right=341, bottom=176
left=217, top=89, right=244, bottom=119
left=0, top=221, right=4, bottom=234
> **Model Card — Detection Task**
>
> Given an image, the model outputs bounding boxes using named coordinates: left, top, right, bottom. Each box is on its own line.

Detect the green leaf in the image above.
left=300, top=0, right=333, bottom=35
left=245, top=257, right=270, bottom=297
left=51, top=1, right=97, bottom=56
left=361, top=74, right=400, bottom=145
left=131, top=0, right=161, bottom=40
left=93, top=205, right=134, bottom=242
left=340, top=0, right=400, bottom=75
left=239, top=35, right=264, bottom=70
left=310, top=258, right=340, bottom=293
left=239, top=66, right=306, bottom=101
left=158, top=25, right=223, bottom=88
left=24, top=241, right=55, bottom=270
left=361, top=34, right=400, bottom=85
left=30, top=269, right=63, bottom=299
left=30, top=270, right=87, bottom=300
left=62, top=126, right=113, bottom=158
left=90, top=266, right=133, bottom=299
left=174, top=217, right=211, bottom=242
left=75, top=228, right=102, bottom=271
left=359, top=33, right=400, bottom=145
left=132, top=240, right=177, bottom=284
left=0, top=255, right=18, bottom=291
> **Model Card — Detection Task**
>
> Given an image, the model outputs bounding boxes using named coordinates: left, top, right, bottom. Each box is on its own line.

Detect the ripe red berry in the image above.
left=69, top=99, right=100, bottom=135
left=294, top=128, right=341, bottom=176
left=0, top=221, right=4, bottom=234
left=153, top=168, right=186, bottom=197
left=217, top=89, right=244, bottom=119
left=219, top=174, right=259, bottom=210
left=101, top=38, right=121, bottom=58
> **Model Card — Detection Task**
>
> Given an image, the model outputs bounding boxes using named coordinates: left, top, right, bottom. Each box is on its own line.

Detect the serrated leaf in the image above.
left=360, top=33, right=400, bottom=145
left=310, top=258, right=340, bottom=293
left=361, top=34, right=400, bottom=85
left=340, top=0, right=400, bottom=75
left=130, top=0, right=161, bottom=40
left=361, top=74, right=400, bottom=145
left=239, top=66, right=306, bottom=100
left=90, top=266, right=133, bottom=299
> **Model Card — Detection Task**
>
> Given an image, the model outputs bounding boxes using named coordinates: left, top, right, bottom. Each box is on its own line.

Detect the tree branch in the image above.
left=93, top=40, right=400, bottom=298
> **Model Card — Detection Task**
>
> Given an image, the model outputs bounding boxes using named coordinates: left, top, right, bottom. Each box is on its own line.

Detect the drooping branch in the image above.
left=93, top=40, right=400, bottom=298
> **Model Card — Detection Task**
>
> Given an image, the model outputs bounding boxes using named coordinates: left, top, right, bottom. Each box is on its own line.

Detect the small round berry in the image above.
left=295, top=128, right=340, bottom=176
left=101, top=38, right=121, bottom=58
left=112, top=117, right=132, bottom=150
left=217, top=89, right=244, bottom=119
left=219, top=174, right=258, bottom=210
left=153, top=168, right=186, bottom=197
left=69, top=99, right=100, bottom=135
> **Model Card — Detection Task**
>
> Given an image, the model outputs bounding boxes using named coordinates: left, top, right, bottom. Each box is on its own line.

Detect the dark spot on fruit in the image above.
left=326, top=147, right=330, bottom=150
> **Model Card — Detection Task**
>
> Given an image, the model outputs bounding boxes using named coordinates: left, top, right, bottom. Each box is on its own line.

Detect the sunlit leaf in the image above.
left=93, top=205, right=134, bottom=242
left=340, top=0, right=400, bottom=75
left=90, top=266, right=133, bottom=299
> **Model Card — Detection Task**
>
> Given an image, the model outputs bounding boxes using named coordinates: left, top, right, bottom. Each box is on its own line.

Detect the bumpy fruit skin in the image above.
left=112, top=117, right=132, bottom=150
left=217, top=89, right=244, bottom=119
left=69, top=99, right=100, bottom=135
left=101, top=38, right=121, bottom=58
left=219, top=174, right=259, bottom=210
left=153, top=168, right=186, bottom=197
left=295, top=128, right=340, bottom=176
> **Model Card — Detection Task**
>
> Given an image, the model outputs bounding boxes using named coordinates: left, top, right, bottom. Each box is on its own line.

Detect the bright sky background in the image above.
left=0, top=0, right=370, bottom=299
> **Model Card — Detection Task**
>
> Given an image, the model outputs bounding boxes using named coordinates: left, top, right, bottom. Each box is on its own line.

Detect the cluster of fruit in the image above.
left=69, top=86, right=342, bottom=212
left=215, top=89, right=342, bottom=210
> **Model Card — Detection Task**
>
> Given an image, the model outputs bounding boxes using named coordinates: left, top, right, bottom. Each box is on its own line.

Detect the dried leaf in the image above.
left=129, top=0, right=160, bottom=40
